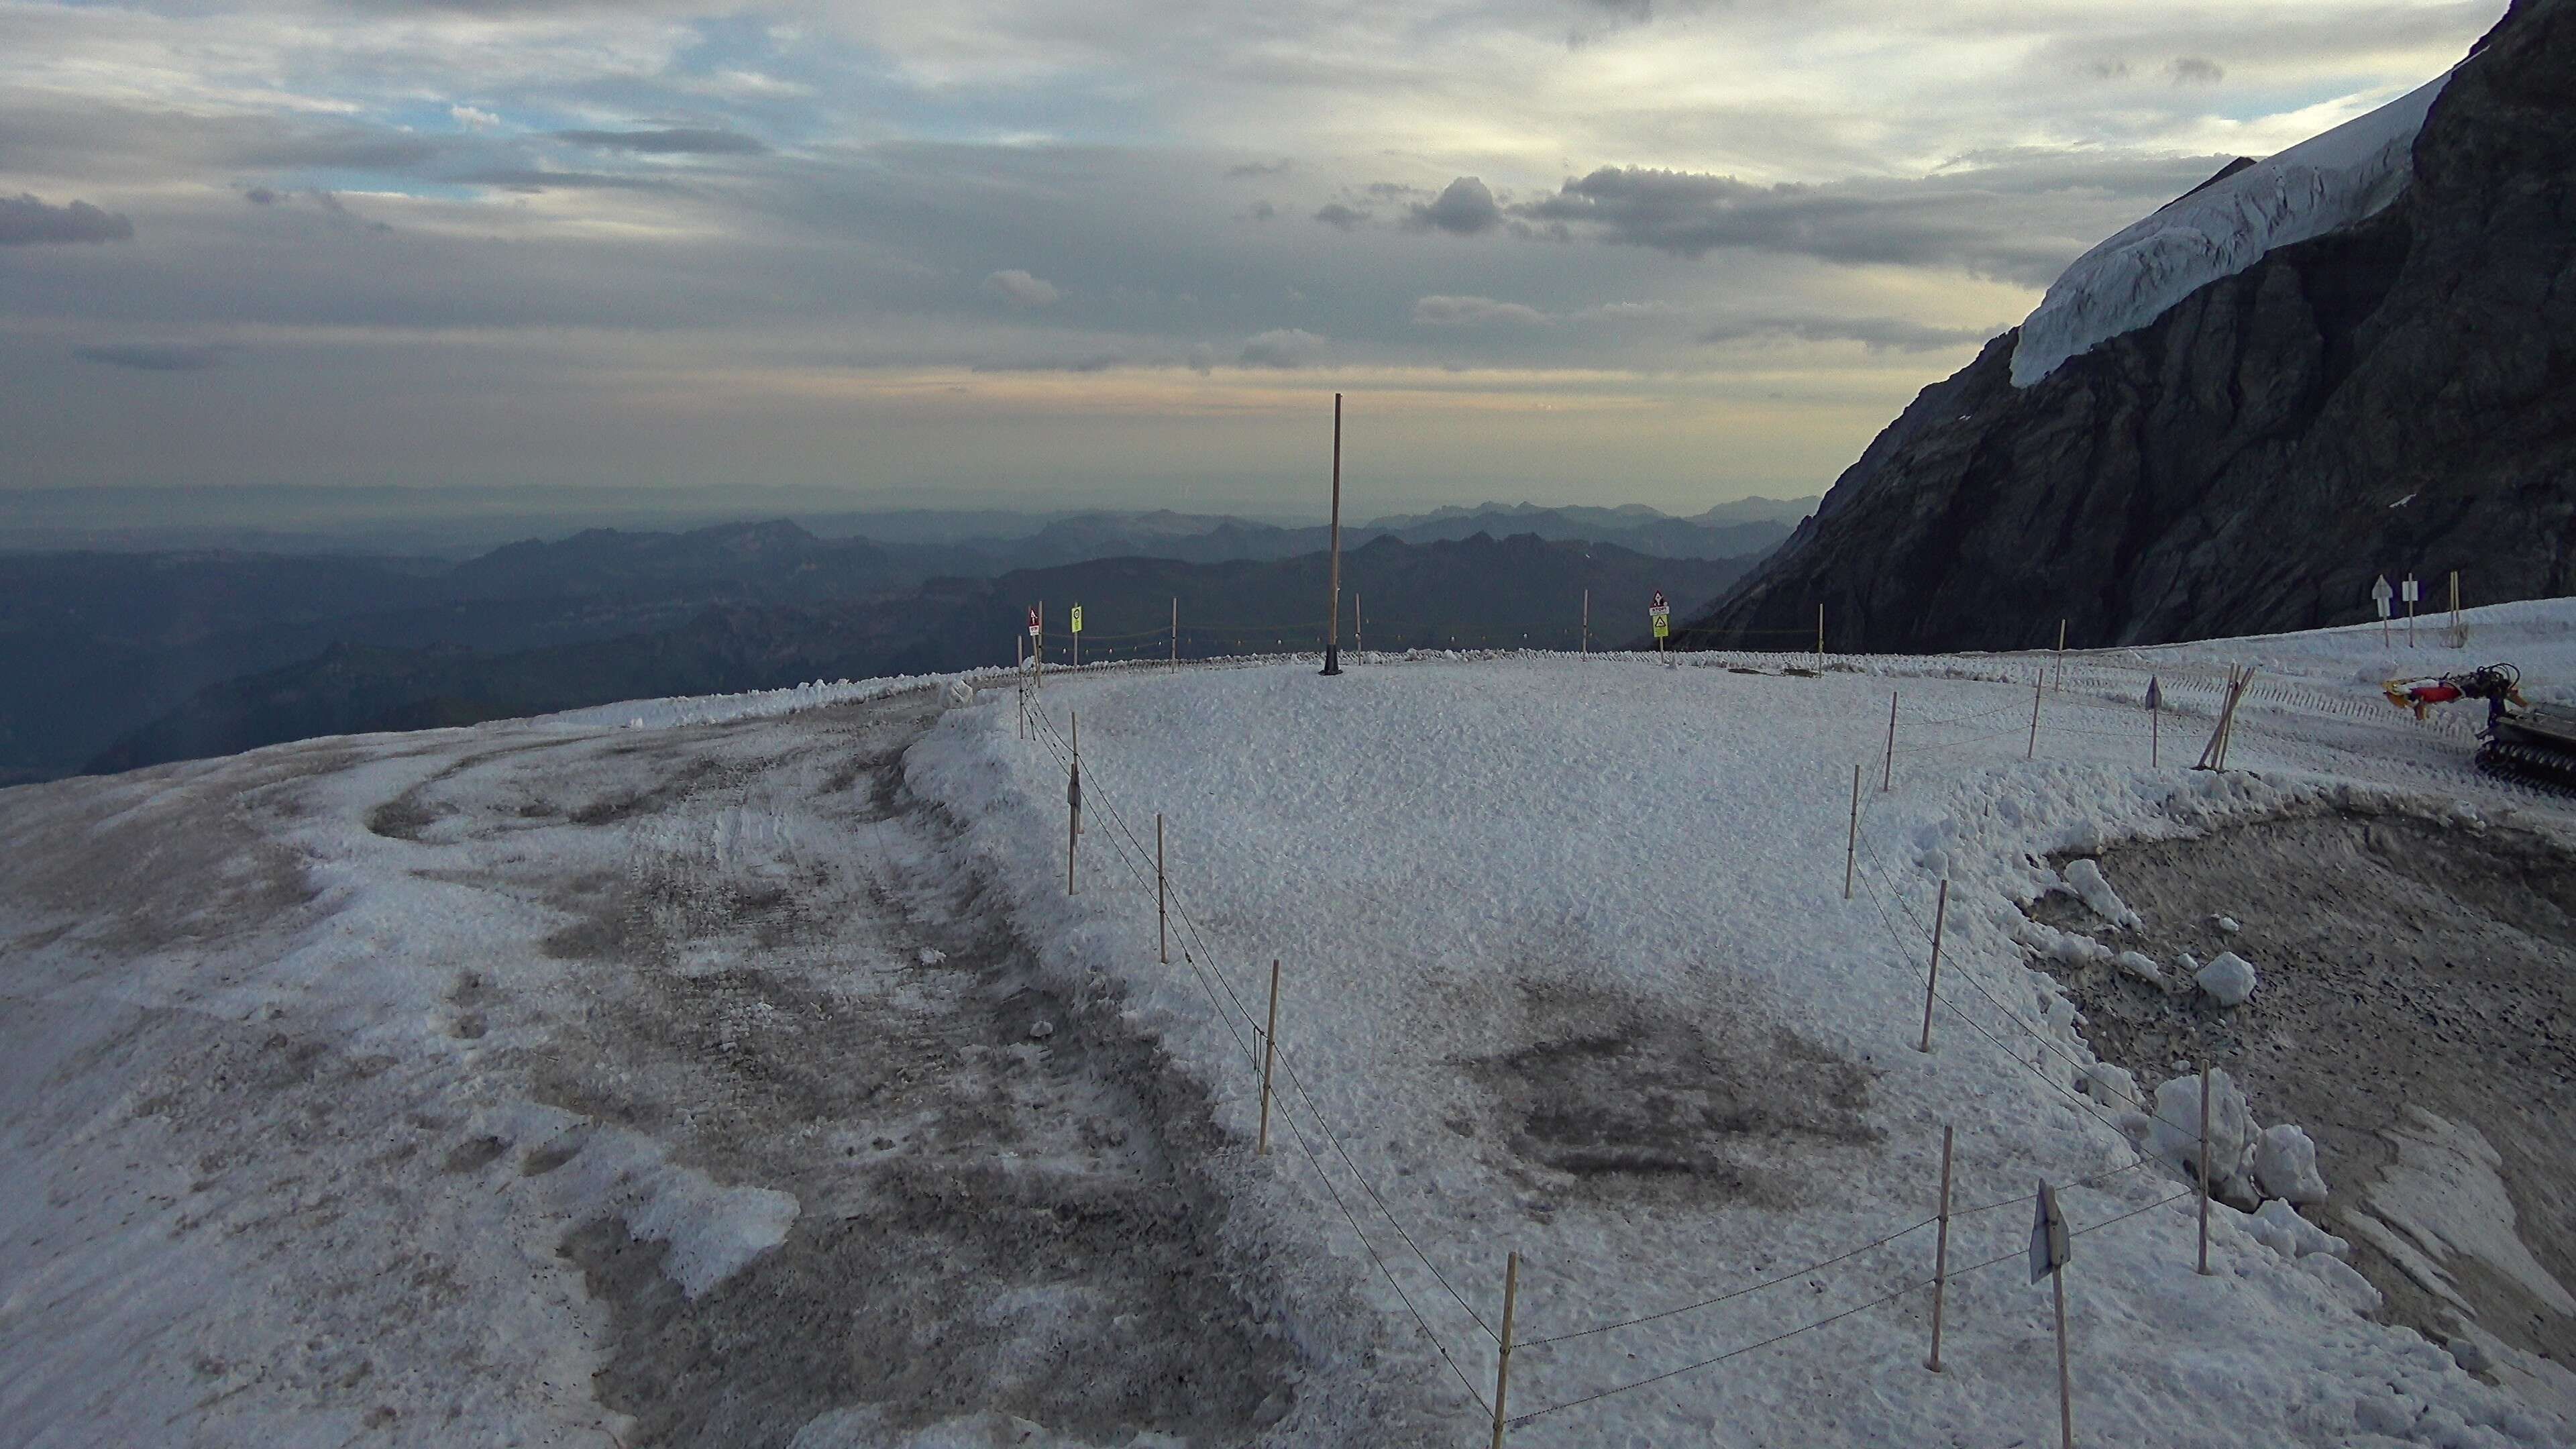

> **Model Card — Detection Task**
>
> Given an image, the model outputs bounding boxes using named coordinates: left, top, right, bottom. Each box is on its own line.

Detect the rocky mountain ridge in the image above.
left=1697, top=0, right=2573, bottom=652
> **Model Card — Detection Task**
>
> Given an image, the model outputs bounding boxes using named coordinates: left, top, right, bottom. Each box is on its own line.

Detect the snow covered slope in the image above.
left=2012, top=73, right=2450, bottom=387
left=5, top=604, right=2574, bottom=1446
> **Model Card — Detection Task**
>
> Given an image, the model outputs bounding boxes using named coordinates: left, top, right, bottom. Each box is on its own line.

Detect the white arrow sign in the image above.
left=2371, top=575, right=2394, bottom=619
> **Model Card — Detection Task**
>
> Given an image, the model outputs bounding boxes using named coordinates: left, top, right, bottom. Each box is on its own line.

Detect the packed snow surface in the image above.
left=2011, top=72, right=2449, bottom=387
left=8, top=600, right=2576, bottom=1446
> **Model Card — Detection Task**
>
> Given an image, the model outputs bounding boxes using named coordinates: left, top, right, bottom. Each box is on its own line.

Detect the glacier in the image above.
left=2010, top=72, right=2452, bottom=388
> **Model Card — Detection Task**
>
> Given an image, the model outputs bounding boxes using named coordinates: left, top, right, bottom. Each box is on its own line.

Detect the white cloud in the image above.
left=1411, top=294, right=1549, bottom=326
left=449, top=104, right=499, bottom=131
left=985, top=268, right=1062, bottom=307
left=1237, top=327, right=1326, bottom=368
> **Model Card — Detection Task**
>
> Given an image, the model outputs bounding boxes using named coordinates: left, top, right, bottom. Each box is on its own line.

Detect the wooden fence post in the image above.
left=1927, top=1124, right=1954, bottom=1371
left=1582, top=588, right=1589, bottom=655
left=2197, top=1061, right=2214, bottom=1276
left=1844, top=763, right=1861, bottom=902
left=2028, top=674, right=2043, bottom=759
left=1172, top=596, right=1179, bottom=665
left=1491, top=1251, right=1521, bottom=1449
left=1157, top=814, right=1168, bottom=964
left=1258, top=961, right=1281, bottom=1155
left=2055, top=619, right=2067, bottom=692
left=1882, top=691, right=1898, bottom=792
left=1917, top=879, right=1949, bottom=1053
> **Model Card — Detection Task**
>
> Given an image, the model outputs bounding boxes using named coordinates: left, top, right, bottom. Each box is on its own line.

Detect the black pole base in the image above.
left=1320, top=646, right=1342, bottom=676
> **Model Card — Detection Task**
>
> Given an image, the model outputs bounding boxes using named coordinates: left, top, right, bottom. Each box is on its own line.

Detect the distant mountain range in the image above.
left=80, top=533, right=1755, bottom=775
left=0, top=498, right=1811, bottom=782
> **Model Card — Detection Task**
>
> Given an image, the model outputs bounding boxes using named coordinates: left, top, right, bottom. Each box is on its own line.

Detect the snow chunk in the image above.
left=2151, top=1068, right=2253, bottom=1196
left=2196, top=951, right=2259, bottom=1007
left=2300, top=1253, right=2383, bottom=1313
left=2113, top=951, right=2166, bottom=986
left=2010, top=72, right=2449, bottom=387
left=2082, top=1063, right=2140, bottom=1111
left=2255, top=1122, right=2330, bottom=1203
left=2250, top=1197, right=2346, bottom=1259
left=2061, top=858, right=2142, bottom=930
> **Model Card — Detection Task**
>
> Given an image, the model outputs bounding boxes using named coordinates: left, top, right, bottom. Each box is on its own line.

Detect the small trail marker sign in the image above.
left=2402, top=575, right=2420, bottom=604
left=1649, top=590, right=1670, bottom=641
left=1070, top=604, right=1084, bottom=633
left=1027, top=606, right=1041, bottom=638
left=2030, top=1181, right=2069, bottom=1283
left=2371, top=575, right=2393, bottom=619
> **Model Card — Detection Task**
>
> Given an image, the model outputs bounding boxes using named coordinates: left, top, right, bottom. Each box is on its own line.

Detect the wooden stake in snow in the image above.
left=2028, top=673, right=2044, bottom=759
left=1036, top=599, right=1046, bottom=686
left=1171, top=596, right=1179, bottom=665
left=1491, top=1251, right=1521, bottom=1449
left=1844, top=763, right=1861, bottom=902
left=1355, top=589, right=1363, bottom=655
left=2197, top=1061, right=2214, bottom=1277
left=1927, top=1124, right=1955, bottom=1372
left=1257, top=960, right=1281, bottom=1156
left=2196, top=667, right=2254, bottom=771
left=1582, top=588, right=1589, bottom=655
left=1917, top=879, right=1949, bottom=1053
left=1882, top=691, right=1898, bottom=791
left=2147, top=676, right=2161, bottom=768
left=1817, top=602, right=1826, bottom=667
left=2055, top=618, right=2068, bottom=692
left=1157, top=813, right=1168, bottom=965
left=2449, top=570, right=2465, bottom=648
left=1066, top=710, right=1081, bottom=896
left=2031, top=1181, right=2075, bottom=1449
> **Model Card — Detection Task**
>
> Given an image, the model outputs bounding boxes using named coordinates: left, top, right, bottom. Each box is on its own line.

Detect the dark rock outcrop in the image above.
left=1697, top=0, right=2575, bottom=652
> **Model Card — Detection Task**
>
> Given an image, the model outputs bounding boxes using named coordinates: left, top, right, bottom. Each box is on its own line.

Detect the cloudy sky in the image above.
left=0, top=0, right=2499, bottom=518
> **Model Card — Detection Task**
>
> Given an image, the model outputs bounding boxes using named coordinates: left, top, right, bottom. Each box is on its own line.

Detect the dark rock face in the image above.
left=1697, top=0, right=2575, bottom=653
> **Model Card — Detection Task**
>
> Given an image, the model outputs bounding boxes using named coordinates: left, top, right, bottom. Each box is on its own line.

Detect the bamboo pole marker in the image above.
left=1171, top=597, right=1179, bottom=665
left=1257, top=960, right=1282, bottom=1156
left=2450, top=570, right=2463, bottom=647
left=2053, top=1260, right=2075, bottom=1449
left=1036, top=599, right=1046, bottom=686
left=2197, top=1061, right=2214, bottom=1276
left=1817, top=602, right=1826, bottom=667
left=1582, top=588, right=1589, bottom=655
left=2055, top=618, right=2068, bottom=692
left=1882, top=691, right=1898, bottom=792
left=1355, top=589, right=1363, bottom=655
left=1844, top=763, right=1861, bottom=901
left=1927, top=1124, right=1955, bottom=1372
left=1917, top=879, right=1949, bottom=1053
left=1157, top=814, right=1168, bottom=964
left=1491, top=1251, right=1521, bottom=1449
left=2028, top=673, right=2043, bottom=759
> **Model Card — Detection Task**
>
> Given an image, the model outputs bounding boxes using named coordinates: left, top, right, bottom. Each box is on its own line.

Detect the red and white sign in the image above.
left=1027, top=606, right=1042, bottom=637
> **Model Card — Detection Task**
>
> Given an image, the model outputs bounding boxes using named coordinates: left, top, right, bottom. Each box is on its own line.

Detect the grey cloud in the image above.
left=1410, top=176, right=1502, bottom=235
left=0, top=194, right=133, bottom=246
left=971, top=354, right=1122, bottom=373
left=244, top=186, right=282, bottom=206
left=75, top=342, right=229, bottom=371
left=1366, top=182, right=1428, bottom=199
left=1248, top=200, right=1277, bottom=220
left=1411, top=294, right=1550, bottom=326
left=1226, top=160, right=1291, bottom=178
left=239, top=131, right=443, bottom=171
left=1312, top=202, right=1372, bottom=229
left=2086, top=60, right=2133, bottom=80
left=1512, top=155, right=2225, bottom=284
left=2169, top=56, right=2225, bottom=84
left=457, top=168, right=680, bottom=193
left=1697, top=315, right=1998, bottom=352
left=555, top=127, right=767, bottom=156
left=1238, top=327, right=1325, bottom=368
